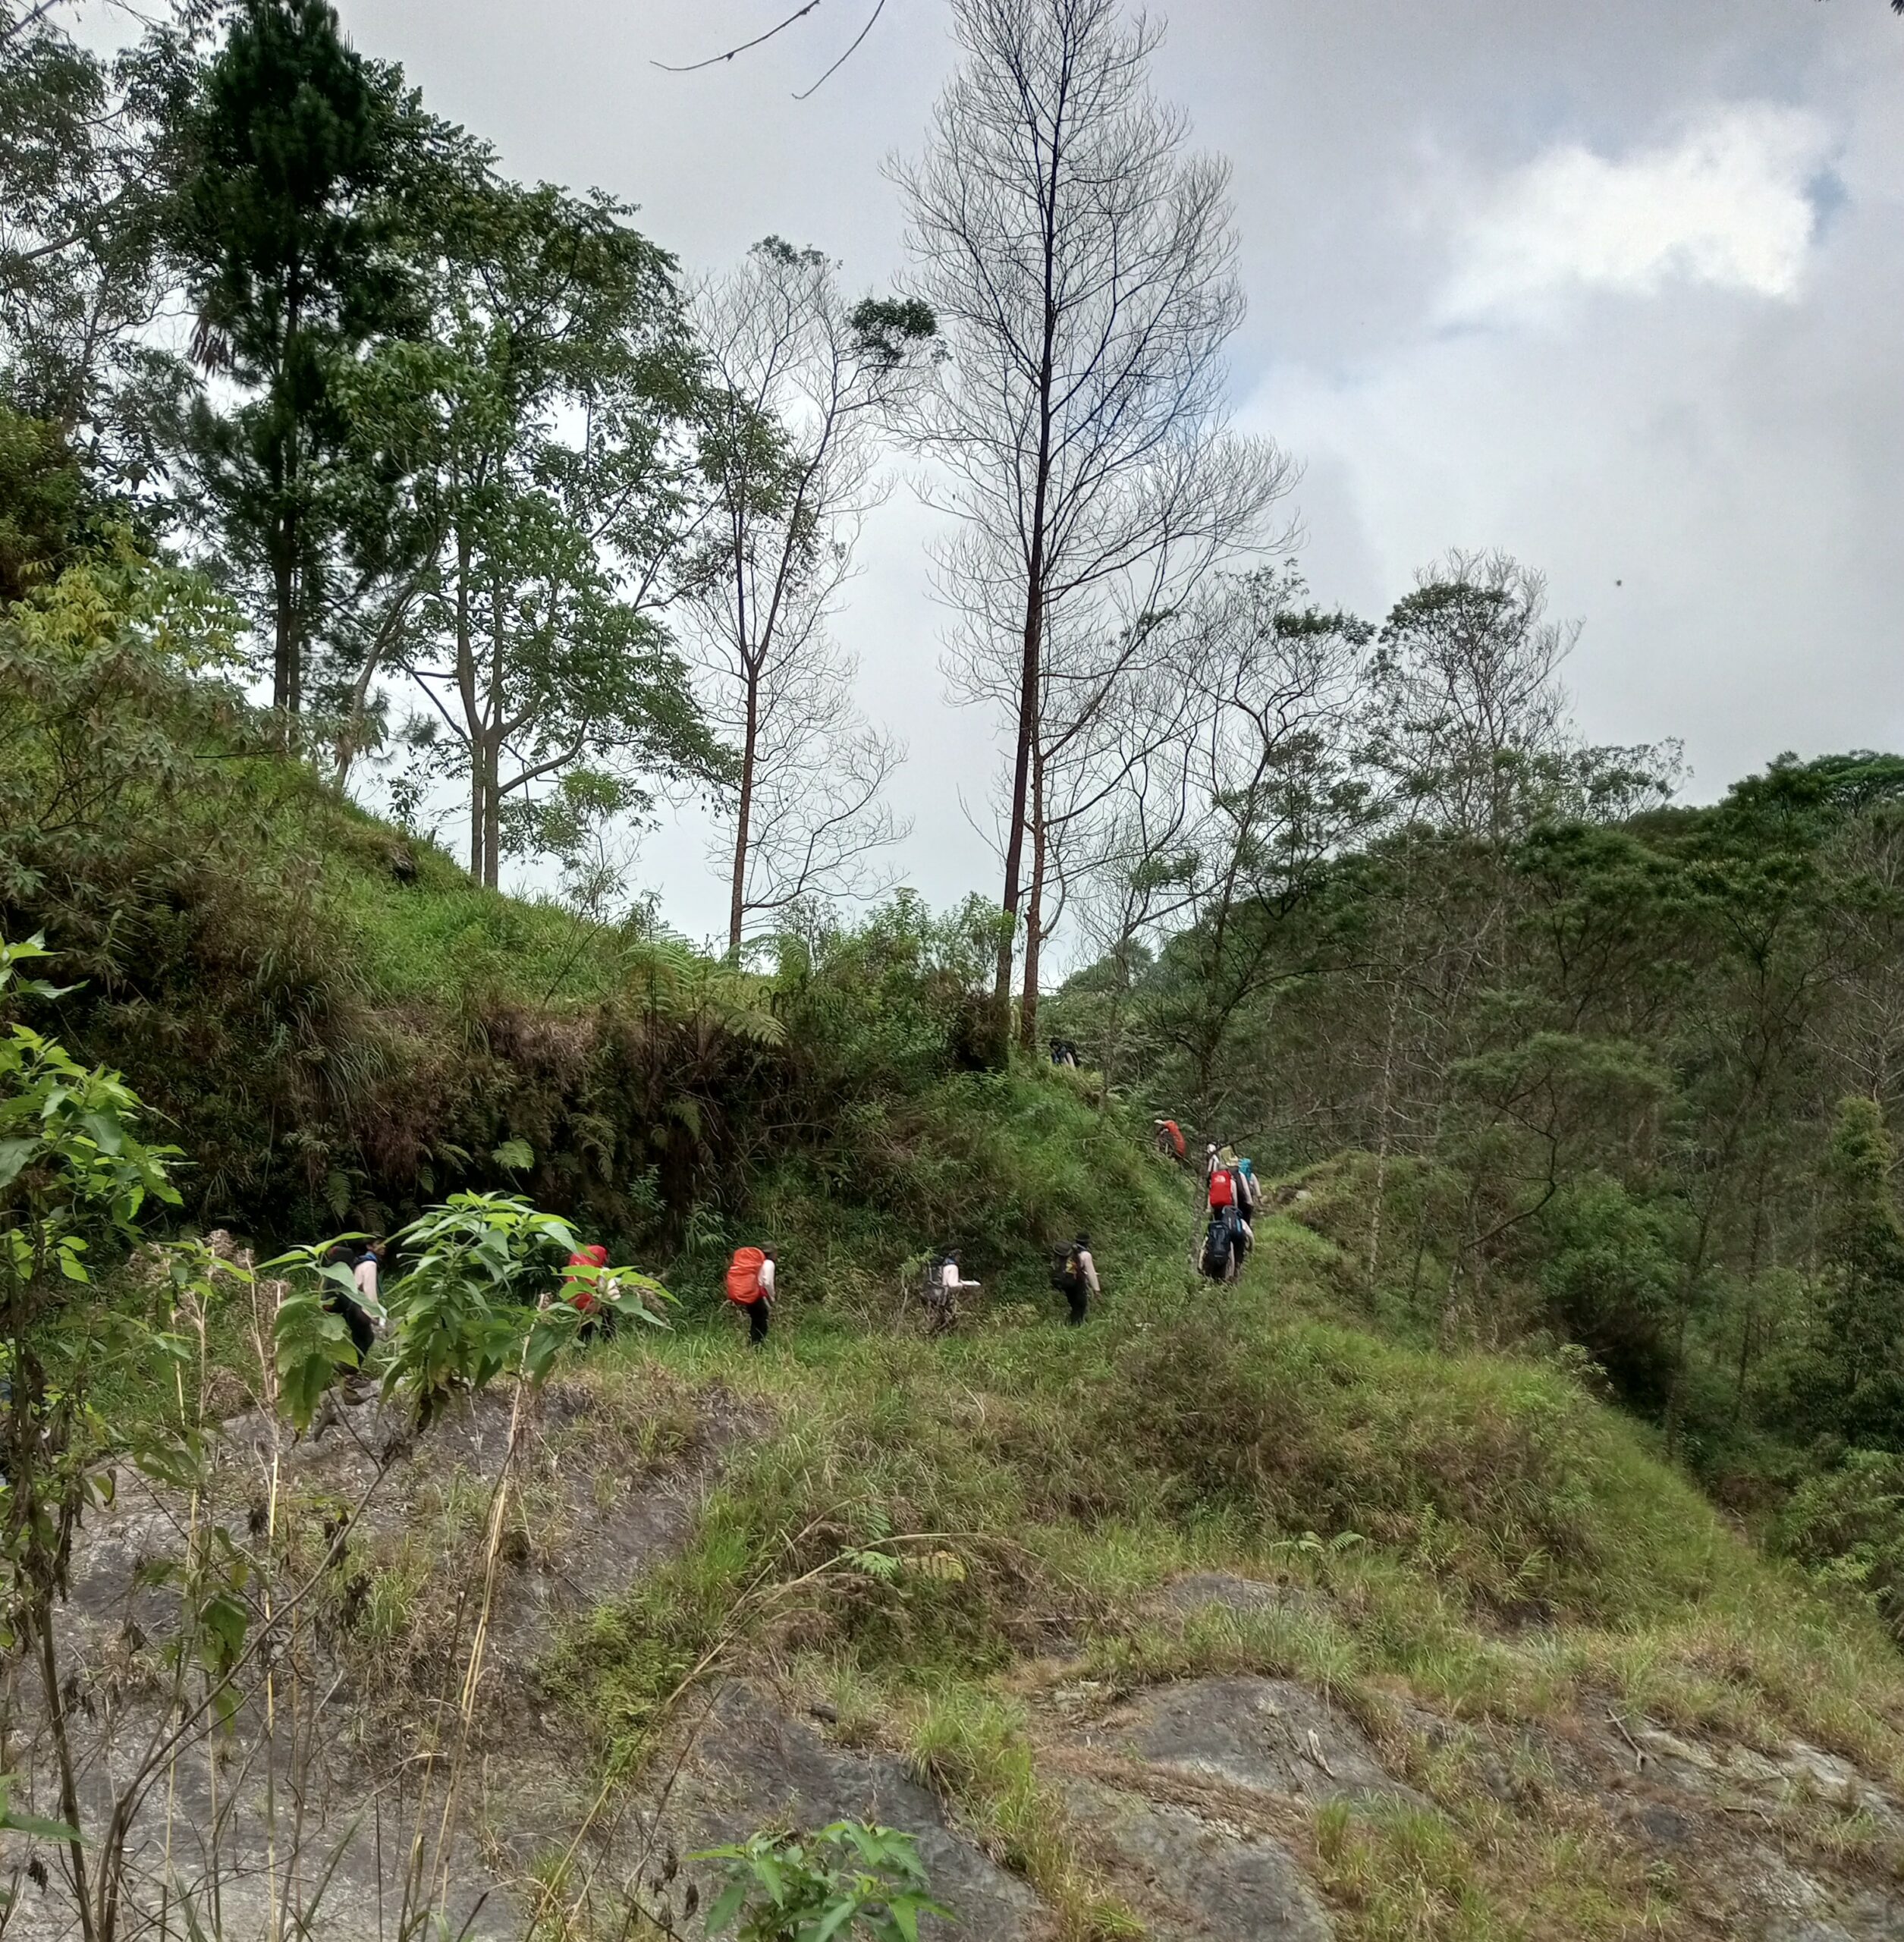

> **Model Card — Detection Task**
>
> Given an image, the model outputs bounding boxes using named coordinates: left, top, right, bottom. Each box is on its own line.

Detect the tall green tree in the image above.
left=1819, top=1096, right=1904, bottom=1423
left=360, top=177, right=726, bottom=886
left=0, top=2, right=194, bottom=488
left=171, top=0, right=413, bottom=724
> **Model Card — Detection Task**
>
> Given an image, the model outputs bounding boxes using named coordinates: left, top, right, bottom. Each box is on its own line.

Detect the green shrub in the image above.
left=1534, top=1174, right=1685, bottom=1409
left=1772, top=1450, right=1904, bottom=1641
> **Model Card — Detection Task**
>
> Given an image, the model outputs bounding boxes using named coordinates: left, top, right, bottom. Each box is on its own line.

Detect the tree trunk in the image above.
left=995, top=259, right=1059, bottom=1028
left=996, top=554, right=1044, bottom=1026
left=455, top=527, right=481, bottom=880
left=273, top=275, right=303, bottom=731
left=482, top=572, right=505, bottom=890
left=727, top=671, right=759, bottom=958
left=272, top=553, right=297, bottom=728
left=1365, top=968, right=1406, bottom=1291
left=1020, top=737, right=1048, bottom=1050
left=482, top=738, right=501, bottom=891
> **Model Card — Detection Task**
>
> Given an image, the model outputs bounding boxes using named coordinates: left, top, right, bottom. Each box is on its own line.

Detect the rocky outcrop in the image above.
left=1, top=1378, right=736, bottom=1941
left=629, top=1683, right=1048, bottom=1940
left=16, top=1457, right=1904, bottom=1942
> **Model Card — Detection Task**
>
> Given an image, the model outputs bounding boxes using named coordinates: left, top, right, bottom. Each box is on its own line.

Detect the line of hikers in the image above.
left=318, top=1233, right=646, bottom=1365
left=319, top=1226, right=1098, bottom=1361
left=1201, top=1142, right=1261, bottom=1283
left=726, top=1235, right=1101, bottom=1340
left=318, top=1099, right=1226, bottom=1359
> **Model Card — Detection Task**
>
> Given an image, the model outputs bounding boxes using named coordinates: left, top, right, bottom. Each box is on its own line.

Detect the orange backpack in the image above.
left=725, top=1246, right=766, bottom=1305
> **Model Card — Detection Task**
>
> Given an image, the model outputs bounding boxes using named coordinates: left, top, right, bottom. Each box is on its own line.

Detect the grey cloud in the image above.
left=131, top=0, right=1904, bottom=932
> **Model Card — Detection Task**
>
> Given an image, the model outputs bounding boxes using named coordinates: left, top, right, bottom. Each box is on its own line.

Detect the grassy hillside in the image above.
left=517, top=1208, right=1904, bottom=1940
left=12, top=721, right=1904, bottom=1937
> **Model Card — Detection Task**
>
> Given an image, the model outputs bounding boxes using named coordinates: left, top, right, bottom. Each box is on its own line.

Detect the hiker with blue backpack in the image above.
left=1201, top=1162, right=1243, bottom=1282
left=1233, top=1155, right=1259, bottom=1249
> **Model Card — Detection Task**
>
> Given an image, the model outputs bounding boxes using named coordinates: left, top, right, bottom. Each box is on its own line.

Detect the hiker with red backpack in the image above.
left=561, top=1242, right=612, bottom=1342
left=1207, top=1160, right=1236, bottom=1217
left=727, top=1244, right=776, bottom=1345
left=1203, top=1157, right=1251, bottom=1280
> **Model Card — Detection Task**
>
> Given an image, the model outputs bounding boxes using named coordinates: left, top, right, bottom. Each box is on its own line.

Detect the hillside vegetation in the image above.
left=9, top=591, right=1904, bottom=1936
left=9, top=0, right=1904, bottom=1934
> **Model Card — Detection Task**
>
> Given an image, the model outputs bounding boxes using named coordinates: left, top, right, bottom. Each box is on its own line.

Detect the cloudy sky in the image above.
left=198, top=1, right=1904, bottom=940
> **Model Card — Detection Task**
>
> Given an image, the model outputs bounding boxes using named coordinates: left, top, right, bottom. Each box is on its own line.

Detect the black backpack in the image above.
left=1049, top=1244, right=1082, bottom=1293
left=1201, top=1216, right=1232, bottom=1279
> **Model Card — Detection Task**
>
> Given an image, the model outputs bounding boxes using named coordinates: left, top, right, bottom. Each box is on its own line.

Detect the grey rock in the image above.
left=1061, top=1776, right=1331, bottom=1941
left=1629, top=1799, right=1698, bottom=1849
left=1840, top=1890, right=1904, bottom=1940
left=9, top=1380, right=735, bottom=1942
left=1146, top=1573, right=1305, bottom=1620
left=649, top=1683, right=1048, bottom=1941
left=1075, top=1677, right=1419, bottom=1812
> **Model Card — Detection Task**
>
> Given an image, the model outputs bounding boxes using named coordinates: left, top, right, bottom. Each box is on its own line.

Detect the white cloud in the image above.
left=1446, top=103, right=1836, bottom=321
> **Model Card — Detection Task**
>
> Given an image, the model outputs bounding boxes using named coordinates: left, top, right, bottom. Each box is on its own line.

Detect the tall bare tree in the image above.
left=894, top=0, right=1292, bottom=1044
left=684, top=238, right=926, bottom=954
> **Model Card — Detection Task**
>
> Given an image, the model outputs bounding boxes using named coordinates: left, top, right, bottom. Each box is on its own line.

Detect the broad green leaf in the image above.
left=0, top=1803, right=83, bottom=1843
left=702, top=1877, right=750, bottom=1934
left=0, top=1137, right=37, bottom=1189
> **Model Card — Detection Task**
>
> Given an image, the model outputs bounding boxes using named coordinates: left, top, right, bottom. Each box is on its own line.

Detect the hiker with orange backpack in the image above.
left=727, top=1244, right=776, bottom=1346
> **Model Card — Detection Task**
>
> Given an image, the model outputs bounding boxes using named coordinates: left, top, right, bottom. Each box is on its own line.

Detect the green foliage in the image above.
left=1772, top=1450, right=1904, bottom=1642
left=0, top=542, right=245, bottom=893
left=0, top=2, right=190, bottom=473
left=1055, top=688, right=1904, bottom=1499
left=0, top=935, right=182, bottom=1286
left=171, top=0, right=419, bottom=715
left=847, top=295, right=938, bottom=369
left=0, top=404, right=85, bottom=602
left=1818, top=1098, right=1904, bottom=1397
left=264, top=1240, right=364, bottom=1428
left=1757, top=1099, right=1904, bottom=1450
left=362, top=168, right=725, bottom=884
left=1535, top=1176, right=1685, bottom=1405
left=1098, top=1306, right=1703, bottom=1617
left=357, top=1192, right=673, bottom=1424
left=696, top=1821, right=947, bottom=1942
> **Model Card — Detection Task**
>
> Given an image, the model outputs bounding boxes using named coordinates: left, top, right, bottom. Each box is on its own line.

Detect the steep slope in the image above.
left=11, top=775, right=1904, bottom=1939
left=21, top=1198, right=1904, bottom=1940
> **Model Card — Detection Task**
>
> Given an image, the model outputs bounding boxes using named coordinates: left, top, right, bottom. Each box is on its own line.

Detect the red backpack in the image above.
left=1208, top=1169, right=1234, bottom=1210
left=564, top=1244, right=608, bottom=1313
left=726, top=1246, right=766, bottom=1305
